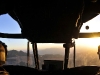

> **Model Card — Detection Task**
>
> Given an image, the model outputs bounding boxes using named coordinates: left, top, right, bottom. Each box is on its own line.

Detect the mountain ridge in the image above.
left=8, top=46, right=97, bottom=56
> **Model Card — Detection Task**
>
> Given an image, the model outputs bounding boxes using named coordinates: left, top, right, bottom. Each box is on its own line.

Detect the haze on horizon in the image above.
left=0, top=14, right=100, bottom=52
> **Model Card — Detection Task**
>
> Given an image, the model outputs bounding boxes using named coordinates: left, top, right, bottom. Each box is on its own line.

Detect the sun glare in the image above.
left=87, top=37, right=100, bottom=47
left=76, top=37, right=100, bottom=49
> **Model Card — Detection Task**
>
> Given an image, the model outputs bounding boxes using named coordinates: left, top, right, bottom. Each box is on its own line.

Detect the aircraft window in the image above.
left=37, top=43, right=64, bottom=69
left=80, top=15, right=100, bottom=33
left=68, top=14, right=100, bottom=68
left=0, top=38, right=36, bottom=68
left=0, top=14, right=21, bottom=33
left=68, top=38, right=100, bottom=68
left=1, top=38, right=100, bottom=69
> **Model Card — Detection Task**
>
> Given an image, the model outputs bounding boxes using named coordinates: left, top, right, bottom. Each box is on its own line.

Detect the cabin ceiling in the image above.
left=0, top=0, right=100, bottom=43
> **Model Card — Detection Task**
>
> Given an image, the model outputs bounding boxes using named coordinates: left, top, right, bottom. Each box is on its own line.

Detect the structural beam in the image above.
left=0, top=32, right=100, bottom=39
left=79, top=32, right=100, bottom=38
left=0, top=33, right=25, bottom=39
left=32, top=43, right=39, bottom=69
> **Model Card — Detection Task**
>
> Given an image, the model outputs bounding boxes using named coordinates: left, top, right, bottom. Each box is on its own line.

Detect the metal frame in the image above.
left=0, top=32, right=100, bottom=39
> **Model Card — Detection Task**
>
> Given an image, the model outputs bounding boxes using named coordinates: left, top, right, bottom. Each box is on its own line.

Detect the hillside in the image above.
left=7, top=50, right=27, bottom=58
left=38, top=48, right=64, bottom=55
left=6, top=49, right=100, bottom=68
left=8, top=46, right=97, bottom=56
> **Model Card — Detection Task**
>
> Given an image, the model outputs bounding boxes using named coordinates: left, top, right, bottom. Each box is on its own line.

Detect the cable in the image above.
left=78, top=0, right=85, bottom=29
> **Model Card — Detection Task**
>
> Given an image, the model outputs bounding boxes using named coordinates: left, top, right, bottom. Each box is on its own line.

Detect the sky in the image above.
left=0, top=14, right=100, bottom=51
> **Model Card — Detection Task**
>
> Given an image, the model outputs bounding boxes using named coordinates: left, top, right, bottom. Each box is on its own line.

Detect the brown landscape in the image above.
left=6, top=48, right=100, bottom=69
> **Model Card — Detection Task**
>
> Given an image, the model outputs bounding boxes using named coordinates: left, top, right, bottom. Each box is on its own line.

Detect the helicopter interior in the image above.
left=1, top=0, right=100, bottom=75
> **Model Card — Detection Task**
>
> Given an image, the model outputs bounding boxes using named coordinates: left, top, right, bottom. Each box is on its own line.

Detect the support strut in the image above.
left=63, top=43, right=70, bottom=70
left=73, top=41, right=76, bottom=67
left=32, top=43, right=39, bottom=69
left=27, top=41, right=30, bottom=67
